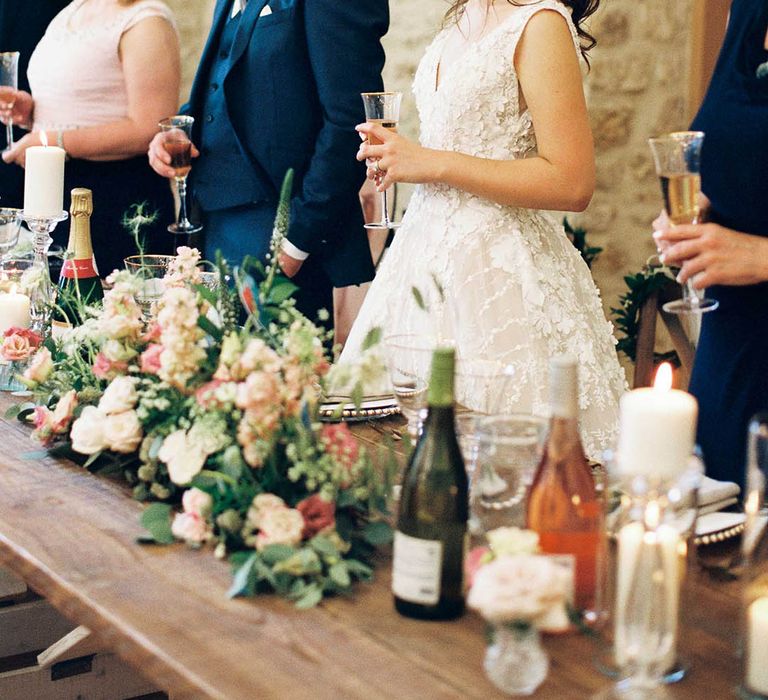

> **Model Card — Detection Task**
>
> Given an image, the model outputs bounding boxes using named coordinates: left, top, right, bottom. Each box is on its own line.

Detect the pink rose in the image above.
left=93, top=352, right=128, bottom=380
left=2, top=327, right=41, bottom=361
left=195, top=379, right=236, bottom=409
left=297, top=494, right=336, bottom=539
left=254, top=506, right=304, bottom=551
left=23, top=347, right=53, bottom=384
left=142, top=322, right=162, bottom=343
left=140, top=344, right=163, bottom=375
left=182, top=488, right=213, bottom=518
left=50, top=389, right=78, bottom=434
left=32, top=405, right=54, bottom=444
left=171, top=512, right=209, bottom=544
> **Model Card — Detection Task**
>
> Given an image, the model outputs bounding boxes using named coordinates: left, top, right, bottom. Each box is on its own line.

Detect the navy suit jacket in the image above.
left=187, top=0, right=389, bottom=287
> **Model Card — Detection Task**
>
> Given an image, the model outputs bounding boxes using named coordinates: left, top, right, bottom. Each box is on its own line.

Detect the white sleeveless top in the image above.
left=28, top=0, right=177, bottom=131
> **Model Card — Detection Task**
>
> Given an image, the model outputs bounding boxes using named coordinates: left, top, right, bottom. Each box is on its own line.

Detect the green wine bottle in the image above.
left=52, top=188, right=103, bottom=338
left=393, top=347, right=469, bottom=620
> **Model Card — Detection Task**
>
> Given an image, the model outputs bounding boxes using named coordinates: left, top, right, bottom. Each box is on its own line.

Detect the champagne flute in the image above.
left=648, top=131, right=718, bottom=314
left=360, top=92, right=402, bottom=230
left=159, top=116, right=202, bottom=236
left=0, top=52, right=19, bottom=152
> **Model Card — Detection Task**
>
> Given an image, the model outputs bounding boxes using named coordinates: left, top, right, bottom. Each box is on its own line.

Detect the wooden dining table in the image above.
left=0, top=393, right=748, bottom=699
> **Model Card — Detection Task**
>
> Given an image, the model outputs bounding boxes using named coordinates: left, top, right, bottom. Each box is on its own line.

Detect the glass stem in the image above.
left=682, top=279, right=700, bottom=309
left=5, top=119, right=12, bottom=150
left=177, top=176, right=190, bottom=227
left=381, top=189, right=391, bottom=228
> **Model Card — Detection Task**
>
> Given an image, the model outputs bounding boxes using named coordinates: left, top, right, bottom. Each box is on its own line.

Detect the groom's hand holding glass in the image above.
left=147, top=128, right=200, bottom=180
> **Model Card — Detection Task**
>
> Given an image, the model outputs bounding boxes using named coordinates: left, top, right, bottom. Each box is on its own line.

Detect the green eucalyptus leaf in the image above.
left=362, top=520, right=393, bottom=546
left=260, top=544, right=296, bottom=565
left=329, top=561, right=351, bottom=588
left=294, top=584, right=323, bottom=609
left=361, top=326, right=382, bottom=352
left=139, top=503, right=174, bottom=545
left=227, top=552, right=258, bottom=598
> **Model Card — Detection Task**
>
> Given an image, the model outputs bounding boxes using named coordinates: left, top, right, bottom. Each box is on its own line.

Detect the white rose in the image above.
left=102, top=410, right=143, bottom=454
left=182, top=487, right=213, bottom=518
left=246, top=493, right=286, bottom=528
left=158, top=429, right=207, bottom=485
left=100, top=312, right=141, bottom=340
left=468, top=555, right=570, bottom=627
left=23, top=347, right=53, bottom=384
left=171, top=512, right=209, bottom=544
left=70, top=405, right=108, bottom=455
left=255, top=506, right=304, bottom=551
left=486, top=527, right=540, bottom=557
left=99, top=376, right=139, bottom=415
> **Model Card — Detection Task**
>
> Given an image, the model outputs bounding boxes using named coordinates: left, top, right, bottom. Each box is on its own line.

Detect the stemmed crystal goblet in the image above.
left=360, top=91, right=402, bottom=230
left=159, top=116, right=202, bottom=236
left=648, top=131, right=718, bottom=315
left=0, top=208, right=21, bottom=259
left=0, top=52, right=19, bottom=152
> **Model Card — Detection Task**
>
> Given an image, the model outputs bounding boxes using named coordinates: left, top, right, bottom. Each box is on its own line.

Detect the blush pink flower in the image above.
left=142, top=322, right=162, bottom=343
left=297, top=494, right=336, bottom=539
left=31, top=405, right=54, bottom=444
left=321, top=423, right=360, bottom=486
left=182, top=488, right=213, bottom=518
left=50, top=389, right=78, bottom=434
left=93, top=352, right=128, bottom=380
left=2, top=327, right=41, bottom=361
left=254, top=506, right=304, bottom=551
left=171, top=511, right=210, bottom=545
left=23, top=347, right=53, bottom=384
left=140, top=344, right=163, bottom=375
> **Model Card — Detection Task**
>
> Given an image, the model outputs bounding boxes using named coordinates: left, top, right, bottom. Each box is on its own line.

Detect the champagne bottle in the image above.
left=393, top=347, right=468, bottom=620
left=526, top=356, right=601, bottom=613
left=52, top=188, right=103, bottom=337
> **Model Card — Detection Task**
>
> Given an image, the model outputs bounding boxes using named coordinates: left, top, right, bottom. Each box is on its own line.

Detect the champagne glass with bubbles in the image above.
left=159, top=116, right=202, bottom=236
left=361, top=92, right=402, bottom=230
left=648, top=131, right=718, bottom=314
left=0, top=52, right=19, bottom=152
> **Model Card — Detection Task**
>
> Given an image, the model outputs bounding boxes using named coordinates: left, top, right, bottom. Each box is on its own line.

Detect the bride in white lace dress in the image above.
left=340, top=0, right=626, bottom=459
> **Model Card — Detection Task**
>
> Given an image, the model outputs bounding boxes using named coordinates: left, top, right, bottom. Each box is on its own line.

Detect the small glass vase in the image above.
left=0, top=358, right=27, bottom=392
left=484, top=624, right=549, bottom=696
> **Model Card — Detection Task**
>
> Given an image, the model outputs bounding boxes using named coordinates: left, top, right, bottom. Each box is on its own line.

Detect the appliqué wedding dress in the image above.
left=340, top=1, right=627, bottom=460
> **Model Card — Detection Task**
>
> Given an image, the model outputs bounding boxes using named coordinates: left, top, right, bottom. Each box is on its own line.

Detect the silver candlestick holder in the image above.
left=20, top=210, right=68, bottom=331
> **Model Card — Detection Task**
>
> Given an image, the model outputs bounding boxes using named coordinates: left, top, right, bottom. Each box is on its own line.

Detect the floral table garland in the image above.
left=13, top=172, right=395, bottom=608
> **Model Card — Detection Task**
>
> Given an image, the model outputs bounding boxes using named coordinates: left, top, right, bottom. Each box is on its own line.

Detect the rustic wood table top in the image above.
left=0, top=395, right=746, bottom=699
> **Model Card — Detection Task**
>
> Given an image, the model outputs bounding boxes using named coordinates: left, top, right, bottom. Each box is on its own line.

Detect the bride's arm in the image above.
left=357, top=10, right=595, bottom=212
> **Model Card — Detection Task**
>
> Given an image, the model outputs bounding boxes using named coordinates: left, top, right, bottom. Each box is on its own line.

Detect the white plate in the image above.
left=319, top=396, right=400, bottom=422
left=694, top=511, right=746, bottom=546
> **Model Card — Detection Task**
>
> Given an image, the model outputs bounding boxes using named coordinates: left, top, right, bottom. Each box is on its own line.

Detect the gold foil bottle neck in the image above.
left=70, top=188, right=93, bottom=218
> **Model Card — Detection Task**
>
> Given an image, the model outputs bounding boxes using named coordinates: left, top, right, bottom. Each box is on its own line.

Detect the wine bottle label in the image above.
left=60, top=258, right=97, bottom=279
left=50, top=319, right=72, bottom=339
left=392, top=531, right=443, bottom=605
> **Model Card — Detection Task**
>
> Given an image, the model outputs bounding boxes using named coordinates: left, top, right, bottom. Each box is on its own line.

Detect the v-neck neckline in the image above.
left=433, top=9, right=523, bottom=93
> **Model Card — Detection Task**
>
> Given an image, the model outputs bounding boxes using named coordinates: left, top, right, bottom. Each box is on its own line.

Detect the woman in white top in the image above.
left=1, top=0, right=180, bottom=275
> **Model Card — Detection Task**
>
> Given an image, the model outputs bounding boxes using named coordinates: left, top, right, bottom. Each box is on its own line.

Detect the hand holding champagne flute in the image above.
left=648, top=131, right=718, bottom=314
left=0, top=52, right=19, bottom=152
left=360, top=91, right=402, bottom=230
left=158, top=115, right=202, bottom=236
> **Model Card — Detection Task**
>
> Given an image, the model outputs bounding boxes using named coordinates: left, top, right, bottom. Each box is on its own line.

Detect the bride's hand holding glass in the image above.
left=355, top=122, right=438, bottom=191
left=0, top=89, right=32, bottom=131
left=655, top=222, right=768, bottom=288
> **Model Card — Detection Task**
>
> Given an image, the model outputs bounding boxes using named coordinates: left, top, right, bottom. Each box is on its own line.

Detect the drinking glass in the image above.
left=0, top=52, right=19, bottom=152
left=360, top=92, right=402, bottom=230
left=471, top=414, right=547, bottom=535
left=0, top=209, right=21, bottom=258
left=124, top=254, right=174, bottom=319
left=384, top=333, right=435, bottom=438
left=648, top=131, right=718, bottom=315
left=159, top=116, right=202, bottom=236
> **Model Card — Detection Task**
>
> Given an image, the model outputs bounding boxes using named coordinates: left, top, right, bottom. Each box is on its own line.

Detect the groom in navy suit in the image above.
left=149, top=0, right=389, bottom=322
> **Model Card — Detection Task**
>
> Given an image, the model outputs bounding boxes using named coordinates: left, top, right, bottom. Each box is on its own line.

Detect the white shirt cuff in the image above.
left=281, top=239, right=309, bottom=261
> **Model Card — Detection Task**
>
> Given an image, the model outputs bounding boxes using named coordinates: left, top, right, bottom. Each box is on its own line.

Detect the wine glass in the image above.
left=384, top=333, right=435, bottom=438
left=0, top=52, right=19, bottom=152
left=0, top=208, right=21, bottom=258
left=124, top=254, right=174, bottom=320
left=158, top=116, right=202, bottom=236
left=648, top=131, right=718, bottom=315
left=360, top=92, right=402, bottom=230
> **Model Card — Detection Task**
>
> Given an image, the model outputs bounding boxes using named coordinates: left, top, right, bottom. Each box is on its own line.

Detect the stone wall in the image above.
left=166, top=0, right=215, bottom=102
left=170, top=0, right=695, bottom=319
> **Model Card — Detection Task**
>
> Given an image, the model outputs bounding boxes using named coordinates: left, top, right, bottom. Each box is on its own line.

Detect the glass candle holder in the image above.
left=0, top=258, right=47, bottom=334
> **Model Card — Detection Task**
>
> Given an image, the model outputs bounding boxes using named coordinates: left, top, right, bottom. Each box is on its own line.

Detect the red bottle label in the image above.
left=60, top=258, right=97, bottom=279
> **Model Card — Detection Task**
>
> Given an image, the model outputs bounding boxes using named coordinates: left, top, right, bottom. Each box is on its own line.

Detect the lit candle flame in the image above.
left=653, top=362, right=673, bottom=392
left=39, top=131, right=48, bottom=148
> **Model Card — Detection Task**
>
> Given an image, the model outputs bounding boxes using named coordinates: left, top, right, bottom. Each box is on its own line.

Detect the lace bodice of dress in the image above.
left=412, top=0, right=583, bottom=160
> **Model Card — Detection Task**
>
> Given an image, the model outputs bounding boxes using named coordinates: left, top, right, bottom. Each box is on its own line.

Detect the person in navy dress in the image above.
left=657, top=0, right=768, bottom=487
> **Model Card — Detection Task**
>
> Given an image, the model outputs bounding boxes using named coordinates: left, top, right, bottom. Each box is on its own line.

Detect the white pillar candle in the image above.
left=24, top=143, right=65, bottom=218
left=616, top=364, right=698, bottom=479
left=614, top=522, right=680, bottom=673
left=747, top=597, right=768, bottom=694
left=0, top=286, right=31, bottom=334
